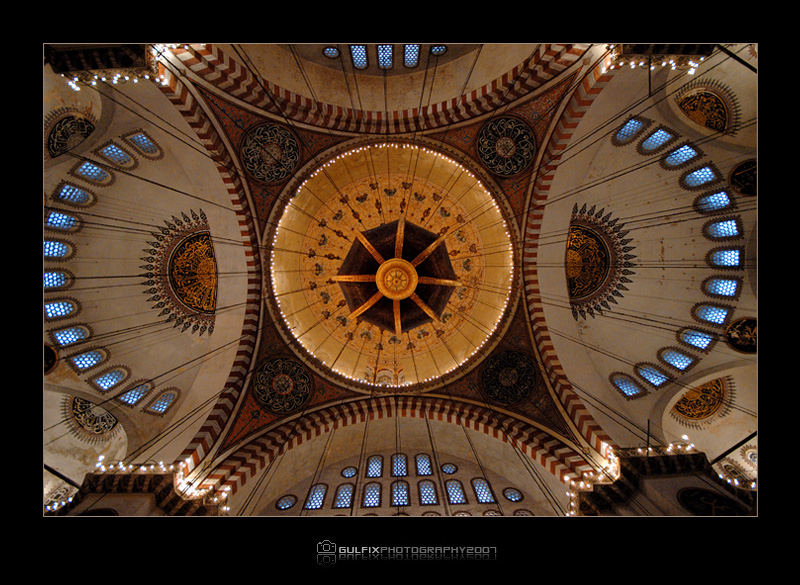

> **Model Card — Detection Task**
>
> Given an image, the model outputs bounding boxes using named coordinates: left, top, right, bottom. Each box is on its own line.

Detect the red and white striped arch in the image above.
left=199, top=395, right=595, bottom=500
left=166, top=44, right=589, bottom=133
left=522, top=55, right=619, bottom=455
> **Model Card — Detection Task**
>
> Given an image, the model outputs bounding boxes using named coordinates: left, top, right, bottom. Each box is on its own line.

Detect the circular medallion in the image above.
left=481, top=351, right=536, bottom=405
left=376, top=258, right=419, bottom=300
left=476, top=116, right=536, bottom=176
left=46, top=113, right=95, bottom=158
left=240, top=123, right=300, bottom=183
left=672, top=378, right=726, bottom=421
left=252, top=357, right=313, bottom=414
left=726, top=317, right=756, bottom=353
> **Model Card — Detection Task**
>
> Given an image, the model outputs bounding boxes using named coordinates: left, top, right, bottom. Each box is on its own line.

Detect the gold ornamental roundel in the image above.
left=168, top=231, right=218, bottom=314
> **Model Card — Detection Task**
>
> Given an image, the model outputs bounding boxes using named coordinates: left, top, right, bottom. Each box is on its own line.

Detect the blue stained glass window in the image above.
left=93, top=369, right=126, bottom=391
left=612, top=374, right=645, bottom=397
left=363, top=482, right=381, bottom=507
left=341, top=466, right=357, bottom=478
left=472, top=478, right=495, bottom=503
left=615, top=118, right=644, bottom=142
left=419, top=480, right=438, bottom=505
left=404, top=44, right=420, bottom=67
left=415, top=454, right=432, bottom=476
left=44, top=271, right=69, bottom=289
left=322, top=46, right=340, bottom=59
left=71, top=350, right=104, bottom=370
left=45, top=300, right=76, bottom=319
left=304, top=484, right=327, bottom=509
left=350, top=45, right=368, bottom=69
left=391, top=453, right=407, bottom=477
left=100, top=143, right=132, bottom=165
left=56, top=183, right=92, bottom=205
left=366, top=455, right=383, bottom=477
left=709, top=248, right=741, bottom=268
left=333, top=484, right=354, bottom=508
left=441, top=463, right=457, bottom=474
left=126, top=132, right=159, bottom=155
left=637, top=364, right=669, bottom=387
left=391, top=481, right=409, bottom=506
left=706, top=219, right=740, bottom=239
left=445, top=480, right=467, bottom=504
left=75, top=161, right=109, bottom=182
left=118, top=384, right=150, bottom=405
left=377, top=44, right=393, bottom=69
left=276, top=494, right=297, bottom=510
left=53, top=326, right=88, bottom=346
left=503, top=488, right=523, bottom=502
left=641, top=128, right=673, bottom=152
left=705, top=277, right=739, bottom=297
left=680, top=328, right=714, bottom=350
left=661, top=349, right=694, bottom=371
left=684, top=166, right=717, bottom=187
left=44, top=240, right=70, bottom=258
left=147, top=391, right=176, bottom=413
left=696, top=190, right=732, bottom=213
left=696, top=304, right=729, bottom=325
left=430, top=45, right=447, bottom=55
left=664, top=144, right=698, bottom=166
left=46, top=211, right=79, bottom=231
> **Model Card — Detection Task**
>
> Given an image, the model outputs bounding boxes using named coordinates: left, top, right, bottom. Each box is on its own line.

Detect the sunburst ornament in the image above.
left=565, top=203, right=636, bottom=320
left=139, top=209, right=218, bottom=335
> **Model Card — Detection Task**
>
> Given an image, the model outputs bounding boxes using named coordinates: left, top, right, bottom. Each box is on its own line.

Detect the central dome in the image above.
left=268, top=142, right=515, bottom=390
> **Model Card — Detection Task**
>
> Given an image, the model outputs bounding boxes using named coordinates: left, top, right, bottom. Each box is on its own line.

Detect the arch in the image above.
left=196, top=395, right=597, bottom=501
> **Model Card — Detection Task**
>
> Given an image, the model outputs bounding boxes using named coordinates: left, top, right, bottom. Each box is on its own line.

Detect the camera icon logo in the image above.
left=316, top=540, right=337, bottom=566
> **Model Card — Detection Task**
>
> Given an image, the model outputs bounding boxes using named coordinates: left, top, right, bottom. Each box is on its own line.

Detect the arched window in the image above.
left=70, top=349, right=106, bottom=371
left=44, top=239, right=73, bottom=260
left=610, top=373, right=646, bottom=398
left=322, top=46, right=340, bottom=59
left=341, top=466, right=357, bottom=478
left=639, top=127, right=675, bottom=153
left=97, top=141, right=136, bottom=169
left=678, top=327, right=716, bottom=351
left=695, top=190, right=733, bottom=214
left=707, top=247, right=742, bottom=269
left=44, top=270, right=72, bottom=290
left=445, top=479, right=467, bottom=504
left=503, top=488, right=523, bottom=502
left=415, top=453, right=433, bottom=476
left=51, top=325, right=89, bottom=347
left=72, top=160, right=113, bottom=185
left=91, top=367, right=128, bottom=393
left=52, top=182, right=94, bottom=207
left=123, top=130, right=161, bottom=159
left=304, top=484, right=327, bottom=510
left=441, top=463, right=457, bottom=474
left=350, top=45, right=368, bottom=69
left=635, top=363, right=670, bottom=388
left=703, top=276, right=740, bottom=298
left=333, top=483, right=354, bottom=508
left=430, top=45, right=447, bottom=56
left=471, top=478, right=496, bottom=503
left=116, top=382, right=151, bottom=406
left=44, top=299, right=78, bottom=320
left=704, top=218, right=742, bottom=240
left=403, top=44, right=420, bottom=68
left=366, top=455, right=383, bottom=478
left=418, top=480, right=438, bottom=505
left=681, top=165, right=719, bottom=189
left=145, top=390, right=178, bottom=414
left=391, top=453, right=407, bottom=477
left=659, top=348, right=696, bottom=371
left=362, top=482, right=381, bottom=507
left=377, top=44, right=393, bottom=69
left=693, top=303, right=730, bottom=326
left=276, top=494, right=297, bottom=510
left=613, top=117, right=647, bottom=144
left=45, top=210, right=80, bottom=232
left=391, top=480, right=410, bottom=506
left=663, top=143, right=699, bottom=167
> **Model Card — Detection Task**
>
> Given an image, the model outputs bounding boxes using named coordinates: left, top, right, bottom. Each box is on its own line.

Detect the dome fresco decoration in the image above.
left=44, top=108, right=96, bottom=159
left=63, top=396, right=120, bottom=444
left=565, top=203, right=636, bottom=320
left=476, top=116, right=536, bottom=177
left=251, top=357, right=314, bottom=415
left=139, top=209, right=217, bottom=335
left=240, top=123, right=300, bottom=183
left=670, top=377, right=731, bottom=427
left=268, top=143, right=515, bottom=389
left=674, top=79, right=740, bottom=134
left=480, top=351, right=537, bottom=405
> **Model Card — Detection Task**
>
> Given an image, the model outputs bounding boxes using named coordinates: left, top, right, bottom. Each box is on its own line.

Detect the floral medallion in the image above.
left=240, top=123, right=300, bottom=183
left=252, top=357, right=314, bottom=414
left=476, top=116, right=536, bottom=177
left=480, top=351, right=537, bottom=405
